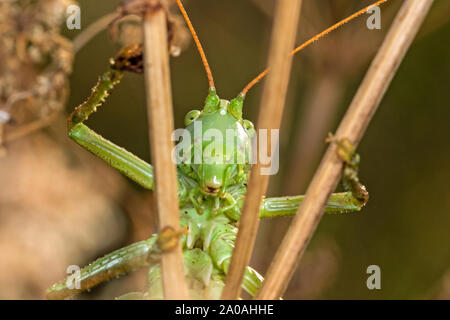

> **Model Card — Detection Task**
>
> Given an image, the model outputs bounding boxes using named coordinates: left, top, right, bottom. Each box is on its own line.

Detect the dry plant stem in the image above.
left=256, top=0, right=435, bottom=300
left=143, top=9, right=189, bottom=299
left=221, top=0, right=302, bottom=300
left=73, top=12, right=118, bottom=53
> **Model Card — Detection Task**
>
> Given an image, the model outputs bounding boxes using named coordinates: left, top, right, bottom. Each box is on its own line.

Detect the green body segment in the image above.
left=260, top=191, right=364, bottom=218
left=47, top=237, right=158, bottom=300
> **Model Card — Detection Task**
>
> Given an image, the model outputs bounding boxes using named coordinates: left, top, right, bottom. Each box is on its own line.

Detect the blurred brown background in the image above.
left=0, top=0, right=449, bottom=299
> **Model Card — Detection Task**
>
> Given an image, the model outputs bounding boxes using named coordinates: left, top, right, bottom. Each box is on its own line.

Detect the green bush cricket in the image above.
left=46, top=0, right=388, bottom=299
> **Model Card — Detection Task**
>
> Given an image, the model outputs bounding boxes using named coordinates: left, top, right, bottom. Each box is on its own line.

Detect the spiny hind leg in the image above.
left=46, top=236, right=159, bottom=300
left=326, top=133, right=369, bottom=206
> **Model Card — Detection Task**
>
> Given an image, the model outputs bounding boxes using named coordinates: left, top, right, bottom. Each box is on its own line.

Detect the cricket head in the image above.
left=181, top=88, right=255, bottom=195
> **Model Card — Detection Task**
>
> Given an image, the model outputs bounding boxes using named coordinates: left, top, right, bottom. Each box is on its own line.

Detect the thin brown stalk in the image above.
left=221, top=0, right=302, bottom=300
left=143, top=8, right=189, bottom=299
left=4, top=113, right=58, bottom=143
left=73, top=12, right=118, bottom=53
left=0, top=124, right=4, bottom=157
left=255, top=0, right=435, bottom=299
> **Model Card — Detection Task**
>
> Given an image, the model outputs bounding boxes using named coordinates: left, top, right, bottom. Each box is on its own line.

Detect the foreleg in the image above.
left=69, top=123, right=154, bottom=190
left=260, top=191, right=364, bottom=218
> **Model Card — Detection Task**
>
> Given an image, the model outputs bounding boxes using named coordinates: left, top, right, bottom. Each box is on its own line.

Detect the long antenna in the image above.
left=175, top=0, right=215, bottom=89
left=240, top=0, right=389, bottom=96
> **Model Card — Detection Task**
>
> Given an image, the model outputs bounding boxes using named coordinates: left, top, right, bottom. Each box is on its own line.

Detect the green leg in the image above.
left=341, top=149, right=369, bottom=205
left=260, top=191, right=365, bottom=218
left=206, top=223, right=264, bottom=297
left=67, top=46, right=155, bottom=191
left=47, top=236, right=158, bottom=300
left=69, top=123, right=154, bottom=190
left=328, top=134, right=369, bottom=204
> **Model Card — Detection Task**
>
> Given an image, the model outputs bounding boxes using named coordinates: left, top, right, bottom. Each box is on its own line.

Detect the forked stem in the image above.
left=255, top=0, right=435, bottom=299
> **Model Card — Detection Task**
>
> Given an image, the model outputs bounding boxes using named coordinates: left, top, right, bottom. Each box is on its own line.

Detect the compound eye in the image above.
left=243, top=120, right=255, bottom=138
left=184, top=110, right=201, bottom=126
